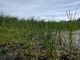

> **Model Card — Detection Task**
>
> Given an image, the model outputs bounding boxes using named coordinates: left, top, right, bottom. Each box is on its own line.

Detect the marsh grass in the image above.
left=0, top=15, right=80, bottom=60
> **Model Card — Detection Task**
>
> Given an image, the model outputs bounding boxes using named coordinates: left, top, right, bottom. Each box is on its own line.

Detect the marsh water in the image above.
left=54, top=30, right=80, bottom=49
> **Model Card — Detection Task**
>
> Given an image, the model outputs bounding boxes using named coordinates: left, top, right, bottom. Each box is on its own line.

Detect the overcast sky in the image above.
left=0, top=0, right=80, bottom=21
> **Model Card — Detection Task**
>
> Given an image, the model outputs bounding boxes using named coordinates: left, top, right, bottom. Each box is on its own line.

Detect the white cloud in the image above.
left=67, top=0, right=80, bottom=6
left=0, top=0, right=80, bottom=21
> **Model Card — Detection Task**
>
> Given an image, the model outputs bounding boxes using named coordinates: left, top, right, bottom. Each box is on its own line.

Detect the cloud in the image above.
left=38, top=9, right=80, bottom=21
left=0, top=0, right=80, bottom=21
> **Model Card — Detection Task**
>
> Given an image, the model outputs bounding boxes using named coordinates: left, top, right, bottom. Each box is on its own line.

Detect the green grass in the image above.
left=0, top=15, right=80, bottom=60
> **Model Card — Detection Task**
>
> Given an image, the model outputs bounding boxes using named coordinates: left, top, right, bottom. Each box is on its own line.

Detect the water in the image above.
left=52, top=30, right=80, bottom=49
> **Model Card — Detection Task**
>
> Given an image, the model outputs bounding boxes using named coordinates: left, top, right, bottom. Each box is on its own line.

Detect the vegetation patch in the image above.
left=0, top=15, right=80, bottom=60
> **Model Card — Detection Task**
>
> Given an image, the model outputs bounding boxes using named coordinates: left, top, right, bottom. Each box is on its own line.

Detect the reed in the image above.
left=0, top=14, right=80, bottom=59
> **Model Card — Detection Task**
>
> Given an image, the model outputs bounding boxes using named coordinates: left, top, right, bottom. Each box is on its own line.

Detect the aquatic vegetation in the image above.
left=0, top=15, right=80, bottom=60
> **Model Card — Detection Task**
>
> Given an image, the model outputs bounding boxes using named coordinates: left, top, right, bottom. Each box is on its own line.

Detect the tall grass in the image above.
left=0, top=14, right=80, bottom=59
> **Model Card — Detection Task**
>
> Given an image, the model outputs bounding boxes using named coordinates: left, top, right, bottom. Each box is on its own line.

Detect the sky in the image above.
left=0, top=0, right=80, bottom=21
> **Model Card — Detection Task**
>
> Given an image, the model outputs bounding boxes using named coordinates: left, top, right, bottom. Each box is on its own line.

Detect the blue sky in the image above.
left=0, top=0, right=80, bottom=21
